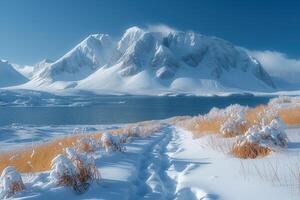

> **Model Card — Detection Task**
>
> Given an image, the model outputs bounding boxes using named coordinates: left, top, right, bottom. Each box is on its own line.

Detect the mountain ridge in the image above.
left=0, top=60, right=28, bottom=87
left=3, top=26, right=279, bottom=95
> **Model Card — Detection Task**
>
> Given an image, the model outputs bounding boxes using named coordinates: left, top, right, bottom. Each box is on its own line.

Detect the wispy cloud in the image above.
left=246, top=50, right=300, bottom=83
left=146, top=24, right=177, bottom=35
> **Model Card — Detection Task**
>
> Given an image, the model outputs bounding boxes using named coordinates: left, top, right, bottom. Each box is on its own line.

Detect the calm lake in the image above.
left=0, top=95, right=273, bottom=126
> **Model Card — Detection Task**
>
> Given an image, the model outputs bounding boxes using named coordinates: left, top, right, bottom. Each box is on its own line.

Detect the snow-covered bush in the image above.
left=232, top=117, right=288, bottom=158
left=231, top=140, right=270, bottom=159
left=127, top=126, right=141, bottom=137
left=220, top=112, right=248, bottom=137
left=50, top=148, right=100, bottom=193
left=260, top=118, right=288, bottom=148
left=244, top=118, right=288, bottom=148
left=268, top=96, right=300, bottom=109
left=127, top=125, right=150, bottom=138
left=208, top=104, right=248, bottom=119
left=76, top=137, right=98, bottom=153
left=126, top=122, right=162, bottom=138
left=101, top=133, right=125, bottom=152
left=180, top=104, right=249, bottom=136
left=0, top=166, right=25, bottom=199
left=139, top=123, right=162, bottom=137
left=255, top=107, right=279, bottom=127
left=50, top=154, right=77, bottom=187
left=119, top=133, right=129, bottom=143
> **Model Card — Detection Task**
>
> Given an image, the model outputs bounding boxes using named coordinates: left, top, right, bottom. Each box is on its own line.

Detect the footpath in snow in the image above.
left=3, top=125, right=300, bottom=200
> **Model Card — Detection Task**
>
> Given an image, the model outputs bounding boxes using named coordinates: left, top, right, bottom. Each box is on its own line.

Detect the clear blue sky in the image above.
left=0, top=0, right=299, bottom=65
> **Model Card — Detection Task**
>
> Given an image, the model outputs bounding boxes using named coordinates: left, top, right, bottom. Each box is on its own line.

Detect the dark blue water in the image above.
left=0, top=95, right=273, bottom=126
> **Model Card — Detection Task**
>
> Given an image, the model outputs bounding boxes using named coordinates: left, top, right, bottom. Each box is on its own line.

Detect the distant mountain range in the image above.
left=0, top=60, right=28, bottom=87
left=1, top=26, right=297, bottom=96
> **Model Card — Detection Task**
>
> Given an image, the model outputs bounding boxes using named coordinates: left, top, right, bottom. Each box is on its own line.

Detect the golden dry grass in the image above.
left=0, top=121, right=162, bottom=174
left=178, top=104, right=300, bottom=138
left=177, top=105, right=267, bottom=138
left=179, top=116, right=226, bottom=137
left=231, top=141, right=271, bottom=159
left=245, top=104, right=300, bottom=126
left=279, top=106, right=300, bottom=125
left=221, top=123, right=250, bottom=138
left=0, top=131, right=111, bottom=173
left=195, top=117, right=226, bottom=135
left=1, top=103, right=300, bottom=174
left=0, top=134, right=90, bottom=173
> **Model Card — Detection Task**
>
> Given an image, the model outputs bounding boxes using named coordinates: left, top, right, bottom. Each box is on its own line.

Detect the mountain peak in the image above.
left=117, top=26, right=145, bottom=53
left=0, top=59, right=8, bottom=64
left=76, top=33, right=113, bottom=51
left=35, top=33, right=114, bottom=82
left=14, top=26, right=277, bottom=93
left=86, top=34, right=111, bottom=43
left=40, top=58, right=53, bottom=64
left=0, top=59, right=28, bottom=87
left=125, top=26, right=144, bottom=34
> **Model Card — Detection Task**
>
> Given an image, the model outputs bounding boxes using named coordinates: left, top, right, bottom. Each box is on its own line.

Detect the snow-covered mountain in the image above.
left=78, top=27, right=275, bottom=94
left=13, top=58, right=53, bottom=79
left=7, top=26, right=278, bottom=95
left=0, top=60, right=28, bottom=87
left=39, top=34, right=114, bottom=81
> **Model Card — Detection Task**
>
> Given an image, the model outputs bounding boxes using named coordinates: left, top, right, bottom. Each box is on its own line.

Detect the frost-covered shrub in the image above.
left=243, top=118, right=288, bottom=148
left=119, top=133, right=129, bottom=143
left=232, top=117, right=288, bottom=158
left=101, top=133, right=125, bottom=152
left=268, top=96, right=300, bottom=109
left=126, top=122, right=162, bottom=138
left=220, top=112, right=248, bottom=137
left=76, top=137, right=98, bottom=153
left=50, top=154, right=77, bottom=187
left=127, top=125, right=140, bottom=137
left=0, top=166, right=25, bottom=198
left=181, top=104, right=248, bottom=136
left=139, top=123, right=162, bottom=137
left=208, top=104, right=248, bottom=119
left=255, top=107, right=279, bottom=127
left=231, top=140, right=271, bottom=159
left=50, top=148, right=100, bottom=193
left=260, top=118, right=288, bottom=148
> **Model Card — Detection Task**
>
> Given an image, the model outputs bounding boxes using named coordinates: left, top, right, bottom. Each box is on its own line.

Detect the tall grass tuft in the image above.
left=231, top=141, right=271, bottom=159
left=50, top=148, right=100, bottom=194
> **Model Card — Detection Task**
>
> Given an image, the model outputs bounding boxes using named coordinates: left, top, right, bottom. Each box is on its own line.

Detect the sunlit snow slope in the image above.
left=10, top=27, right=276, bottom=94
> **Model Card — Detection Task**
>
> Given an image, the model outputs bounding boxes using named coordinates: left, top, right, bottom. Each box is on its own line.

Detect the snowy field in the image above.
left=1, top=96, right=300, bottom=200
left=1, top=3, right=300, bottom=200
left=0, top=124, right=299, bottom=200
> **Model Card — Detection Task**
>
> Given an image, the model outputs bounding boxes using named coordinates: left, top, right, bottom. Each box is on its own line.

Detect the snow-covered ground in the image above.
left=1, top=123, right=299, bottom=200
left=0, top=124, right=123, bottom=152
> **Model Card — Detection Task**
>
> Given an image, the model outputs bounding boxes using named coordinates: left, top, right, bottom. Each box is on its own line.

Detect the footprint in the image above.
left=182, top=163, right=197, bottom=175
left=175, top=147, right=184, bottom=153
left=191, top=188, right=219, bottom=200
